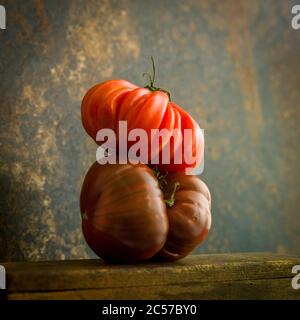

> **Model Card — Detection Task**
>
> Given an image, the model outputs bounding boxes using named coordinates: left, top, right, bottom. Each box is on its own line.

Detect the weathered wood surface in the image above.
left=2, top=253, right=300, bottom=300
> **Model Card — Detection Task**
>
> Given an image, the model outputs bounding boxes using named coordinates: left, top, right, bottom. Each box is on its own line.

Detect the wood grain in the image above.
left=2, top=253, right=300, bottom=300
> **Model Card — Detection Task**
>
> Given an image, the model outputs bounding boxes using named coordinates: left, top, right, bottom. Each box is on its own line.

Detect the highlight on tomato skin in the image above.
left=81, top=79, right=204, bottom=172
left=80, top=162, right=169, bottom=263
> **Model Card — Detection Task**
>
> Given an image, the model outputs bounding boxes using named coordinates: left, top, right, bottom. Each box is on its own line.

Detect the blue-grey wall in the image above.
left=0, top=0, right=299, bottom=261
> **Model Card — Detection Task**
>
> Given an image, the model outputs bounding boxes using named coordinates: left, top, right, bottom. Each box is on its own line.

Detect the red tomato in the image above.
left=81, top=80, right=204, bottom=172
left=80, top=162, right=211, bottom=263
left=80, top=162, right=169, bottom=263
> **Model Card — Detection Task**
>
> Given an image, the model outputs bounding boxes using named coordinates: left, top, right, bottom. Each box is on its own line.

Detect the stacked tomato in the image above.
left=80, top=66, right=211, bottom=263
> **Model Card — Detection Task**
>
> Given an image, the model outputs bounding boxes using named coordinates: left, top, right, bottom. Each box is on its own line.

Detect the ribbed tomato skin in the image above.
left=80, top=162, right=169, bottom=263
left=81, top=80, right=204, bottom=172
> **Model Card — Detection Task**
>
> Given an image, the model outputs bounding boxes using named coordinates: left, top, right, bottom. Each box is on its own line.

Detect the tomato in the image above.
left=80, top=162, right=169, bottom=263
left=155, top=172, right=211, bottom=261
left=81, top=79, right=204, bottom=172
left=80, top=162, right=211, bottom=263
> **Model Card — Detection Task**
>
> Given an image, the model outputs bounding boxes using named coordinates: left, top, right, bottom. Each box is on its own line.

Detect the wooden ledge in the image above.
left=1, top=253, right=300, bottom=300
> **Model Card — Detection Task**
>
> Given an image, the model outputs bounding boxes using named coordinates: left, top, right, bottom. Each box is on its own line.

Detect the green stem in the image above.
left=164, top=182, right=180, bottom=208
left=81, top=211, right=88, bottom=220
left=152, top=167, right=179, bottom=208
left=143, top=56, right=171, bottom=101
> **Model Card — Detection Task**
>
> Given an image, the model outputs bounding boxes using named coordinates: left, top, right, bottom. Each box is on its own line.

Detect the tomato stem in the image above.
left=81, top=211, right=88, bottom=220
left=143, top=56, right=172, bottom=101
left=152, top=166, right=179, bottom=208
left=164, top=182, right=180, bottom=208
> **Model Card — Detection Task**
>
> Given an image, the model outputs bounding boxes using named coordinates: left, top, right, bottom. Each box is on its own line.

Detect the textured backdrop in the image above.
left=0, top=0, right=300, bottom=261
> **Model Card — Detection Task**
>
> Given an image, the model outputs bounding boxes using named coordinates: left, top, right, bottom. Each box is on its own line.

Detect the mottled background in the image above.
left=0, top=0, right=299, bottom=261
